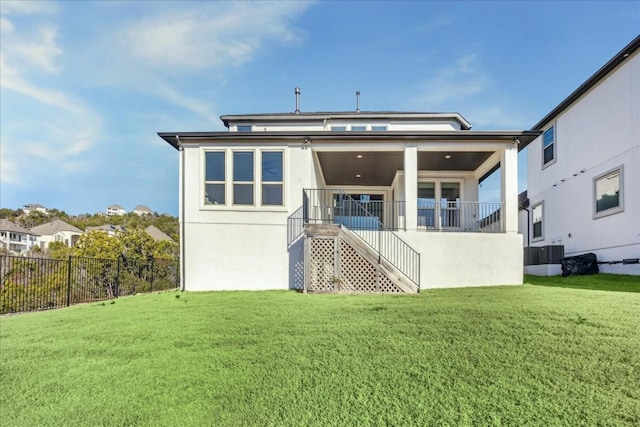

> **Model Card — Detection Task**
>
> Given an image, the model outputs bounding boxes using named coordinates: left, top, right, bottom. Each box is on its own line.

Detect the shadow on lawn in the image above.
left=525, top=273, right=640, bottom=293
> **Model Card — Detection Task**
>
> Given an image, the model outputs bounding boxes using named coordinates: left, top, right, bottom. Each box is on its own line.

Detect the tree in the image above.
left=74, top=231, right=123, bottom=259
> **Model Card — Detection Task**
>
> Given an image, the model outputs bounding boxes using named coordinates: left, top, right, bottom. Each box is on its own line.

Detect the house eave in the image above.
left=158, top=130, right=540, bottom=151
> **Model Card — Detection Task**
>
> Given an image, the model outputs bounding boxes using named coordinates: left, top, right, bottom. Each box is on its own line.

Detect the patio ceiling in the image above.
left=317, top=151, right=495, bottom=186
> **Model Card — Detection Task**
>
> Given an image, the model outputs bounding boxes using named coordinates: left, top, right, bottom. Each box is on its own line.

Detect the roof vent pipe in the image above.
left=356, top=91, right=361, bottom=113
left=295, top=87, right=301, bottom=114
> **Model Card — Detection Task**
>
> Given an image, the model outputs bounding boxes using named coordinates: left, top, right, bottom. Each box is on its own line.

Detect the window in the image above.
left=331, top=126, right=346, bottom=131
left=262, top=152, right=283, bottom=206
left=204, top=152, right=225, bottom=205
left=203, top=149, right=284, bottom=209
left=542, top=126, right=555, bottom=166
left=371, top=125, right=387, bottom=131
left=532, top=202, right=543, bottom=240
left=237, top=125, right=252, bottom=132
left=351, top=125, right=366, bottom=131
left=233, top=151, right=254, bottom=205
left=594, top=166, right=623, bottom=218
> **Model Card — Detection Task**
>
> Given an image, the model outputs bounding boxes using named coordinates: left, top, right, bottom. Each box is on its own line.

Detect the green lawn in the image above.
left=526, top=272, right=640, bottom=293
left=1, top=281, right=639, bottom=426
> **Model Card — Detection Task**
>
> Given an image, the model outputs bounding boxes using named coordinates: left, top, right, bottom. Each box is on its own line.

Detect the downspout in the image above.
left=176, top=135, right=186, bottom=291
left=521, top=207, right=530, bottom=247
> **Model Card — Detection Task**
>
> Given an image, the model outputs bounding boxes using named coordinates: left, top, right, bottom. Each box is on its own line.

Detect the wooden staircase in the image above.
left=303, top=224, right=418, bottom=294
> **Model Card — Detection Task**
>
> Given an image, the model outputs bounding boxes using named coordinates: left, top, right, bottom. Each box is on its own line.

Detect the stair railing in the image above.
left=302, top=189, right=420, bottom=289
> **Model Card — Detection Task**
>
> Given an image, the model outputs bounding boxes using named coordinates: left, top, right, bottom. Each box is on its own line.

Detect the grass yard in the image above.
left=1, top=280, right=639, bottom=426
left=526, top=272, right=640, bottom=293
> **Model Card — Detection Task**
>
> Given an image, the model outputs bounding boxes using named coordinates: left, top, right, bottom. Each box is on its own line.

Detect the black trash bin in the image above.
left=560, top=253, right=599, bottom=277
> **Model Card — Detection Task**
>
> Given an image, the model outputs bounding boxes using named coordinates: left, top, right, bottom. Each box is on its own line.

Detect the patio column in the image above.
left=404, top=145, right=418, bottom=231
left=500, top=144, right=518, bottom=233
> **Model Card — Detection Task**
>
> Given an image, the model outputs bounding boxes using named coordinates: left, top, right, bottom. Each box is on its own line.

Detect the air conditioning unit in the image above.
left=540, top=245, right=565, bottom=264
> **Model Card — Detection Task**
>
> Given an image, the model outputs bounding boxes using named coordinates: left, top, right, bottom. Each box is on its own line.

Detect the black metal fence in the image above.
left=0, top=255, right=179, bottom=314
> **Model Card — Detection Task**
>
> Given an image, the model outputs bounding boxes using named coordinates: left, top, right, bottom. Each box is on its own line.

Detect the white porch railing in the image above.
left=417, top=201, right=504, bottom=232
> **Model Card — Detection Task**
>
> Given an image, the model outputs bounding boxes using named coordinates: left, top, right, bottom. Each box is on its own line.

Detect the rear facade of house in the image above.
left=160, top=107, right=539, bottom=292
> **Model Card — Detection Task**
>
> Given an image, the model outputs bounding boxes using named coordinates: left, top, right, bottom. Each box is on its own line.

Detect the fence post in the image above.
left=149, top=257, right=154, bottom=292
left=115, top=255, right=121, bottom=298
left=66, top=255, right=72, bottom=307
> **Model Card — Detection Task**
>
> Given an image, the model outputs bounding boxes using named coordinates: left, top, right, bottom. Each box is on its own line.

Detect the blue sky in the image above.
left=1, top=1, right=638, bottom=216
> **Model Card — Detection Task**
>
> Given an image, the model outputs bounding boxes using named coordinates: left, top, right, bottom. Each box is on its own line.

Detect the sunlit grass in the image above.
left=526, top=272, right=640, bottom=293
left=1, top=284, right=639, bottom=426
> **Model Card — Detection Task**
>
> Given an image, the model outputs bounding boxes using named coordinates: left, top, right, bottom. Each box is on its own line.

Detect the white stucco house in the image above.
left=133, top=205, right=154, bottom=216
left=159, top=104, right=539, bottom=292
left=31, top=220, right=83, bottom=250
left=22, top=204, right=48, bottom=215
left=0, top=219, right=38, bottom=253
left=106, top=204, right=126, bottom=216
left=522, top=35, right=639, bottom=275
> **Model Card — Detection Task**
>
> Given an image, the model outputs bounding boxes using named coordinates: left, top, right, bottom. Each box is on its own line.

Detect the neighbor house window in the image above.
left=262, top=151, right=283, bottom=206
left=237, top=125, right=252, bottom=132
left=233, top=151, right=254, bottom=205
left=331, top=126, right=346, bottom=131
left=351, top=125, right=366, bottom=131
left=371, top=125, right=387, bottom=131
left=204, top=151, right=226, bottom=205
left=594, top=166, right=623, bottom=218
left=542, top=126, right=555, bottom=166
left=532, top=202, right=543, bottom=241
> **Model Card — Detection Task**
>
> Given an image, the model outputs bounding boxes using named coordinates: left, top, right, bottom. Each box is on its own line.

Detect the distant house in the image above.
left=86, top=224, right=125, bottom=237
left=145, top=225, right=173, bottom=242
left=0, top=219, right=38, bottom=253
left=106, top=204, right=126, bottom=216
left=133, top=205, right=153, bottom=216
left=31, top=220, right=83, bottom=250
left=521, top=35, right=639, bottom=275
left=23, top=204, right=48, bottom=215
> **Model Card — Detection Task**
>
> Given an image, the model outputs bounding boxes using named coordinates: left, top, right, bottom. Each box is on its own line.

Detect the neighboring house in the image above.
left=86, top=224, right=125, bottom=237
left=133, top=205, right=153, bottom=216
left=31, top=220, right=83, bottom=250
left=23, top=204, right=48, bottom=215
left=159, top=107, right=539, bottom=292
left=106, top=204, right=126, bottom=216
left=522, top=35, right=639, bottom=275
left=0, top=219, right=38, bottom=253
left=145, top=225, right=173, bottom=242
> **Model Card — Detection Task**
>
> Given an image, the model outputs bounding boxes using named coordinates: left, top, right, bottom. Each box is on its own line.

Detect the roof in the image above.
left=220, top=111, right=473, bottom=130
left=145, top=225, right=173, bottom=242
left=107, top=204, right=125, bottom=210
left=31, top=220, right=82, bottom=235
left=23, top=203, right=46, bottom=209
left=0, top=219, right=36, bottom=235
left=86, top=224, right=125, bottom=233
left=133, top=205, right=152, bottom=212
left=159, top=130, right=541, bottom=151
left=532, top=35, right=640, bottom=131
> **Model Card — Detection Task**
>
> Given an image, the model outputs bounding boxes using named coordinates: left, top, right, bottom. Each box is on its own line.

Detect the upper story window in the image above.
left=532, top=202, right=543, bottom=241
left=542, top=126, right=555, bottom=167
left=203, top=149, right=285, bottom=208
left=233, top=152, right=254, bottom=205
left=237, top=125, right=252, bottom=132
left=331, top=126, right=346, bottom=131
left=594, top=166, right=623, bottom=218
left=351, top=125, right=366, bottom=131
left=262, top=152, right=283, bottom=206
left=371, top=125, right=387, bottom=131
left=204, top=151, right=226, bottom=205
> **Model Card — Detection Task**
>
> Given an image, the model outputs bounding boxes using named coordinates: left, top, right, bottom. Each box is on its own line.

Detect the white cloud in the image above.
left=120, top=1, right=311, bottom=71
left=414, top=54, right=491, bottom=107
left=0, top=0, right=58, bottom=15
left=0, top=2, right=101, bottom=187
